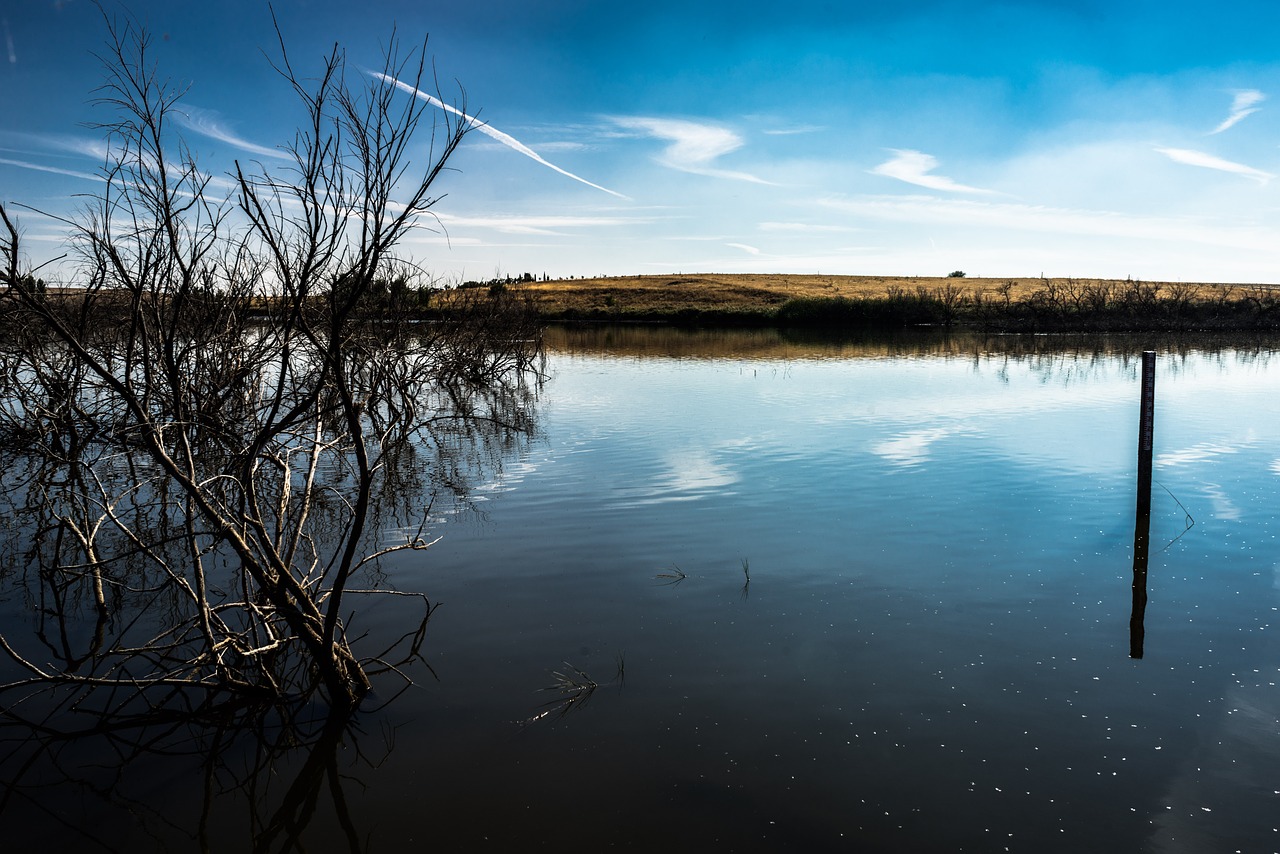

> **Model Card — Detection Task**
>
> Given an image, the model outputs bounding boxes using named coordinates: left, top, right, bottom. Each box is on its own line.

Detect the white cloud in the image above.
left=758, top=221, right=857, bottom=233
left=818, top=194, right=1278, bottom=252
left=609, top=116, right=774, bottom=184
left=1210, top=89, right=1265, bottom=134
left=0, top=156, right=102, bottom=182
left=1155, top=147, right=1275, bottom=184
left=761, top=124, right=825, bottom=136
left=176, top=107, right=289, bottom=160
left=46, top=137, right=110, bottom=160
left=373, top=72, right=628, bottom=199
left=726, top=242, right=761, bottom=255
left=468, top=139, right=589, bottom=154
left=870, top=149, right=996, bottom=195
left=433, top=212, right=646, bottom=236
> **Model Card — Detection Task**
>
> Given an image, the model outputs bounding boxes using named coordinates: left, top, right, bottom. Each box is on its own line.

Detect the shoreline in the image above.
left=504, top=273, right=1280, bottom=331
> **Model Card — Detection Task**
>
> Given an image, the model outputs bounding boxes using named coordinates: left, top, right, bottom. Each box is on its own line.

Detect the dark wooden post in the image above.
left=1136, top=351, right=1156, bottom=516
left=1130, top=351, right=1156, bottom=659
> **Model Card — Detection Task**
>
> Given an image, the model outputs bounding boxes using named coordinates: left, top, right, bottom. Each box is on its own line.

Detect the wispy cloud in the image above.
left=818, top=194, right=1277, bottom=251
left=3, top=17, right=15, bottom=64
left=2, top=133, right=111, bottom=162
left=726, top=242, right=761, bottom=255
left=1155, top=147, right=1275, bottom=183
left=0, top=156, right=102, bottom=182
left=372, top=72, right=628, bottom=199
left=1210, top=90, right=1265, bottom=134
left=467, top=139, right=590, bottom=154
left=521, top=140, right=589, bottom=153
left=609, top=116, right=773, bottom=184
left=176, top=107, right=289, bottom=160
left=434, top=211, right=645, bottom=236
left=758, top=221, right=857, bottom=233
left=870, top=149, right=995, bottom=195
left=761, top=124, right=825, bottom=136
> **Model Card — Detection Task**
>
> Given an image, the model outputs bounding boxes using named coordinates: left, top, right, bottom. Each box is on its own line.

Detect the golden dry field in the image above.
left=518, top=273, right=1248, bottom=318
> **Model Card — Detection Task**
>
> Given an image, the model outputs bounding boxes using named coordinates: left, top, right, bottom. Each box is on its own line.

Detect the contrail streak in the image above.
left=372, top=72, right=628, bottom=199
left=0, top=157, right=102, bottom=182
left=3, top=18, right=15, bottom=65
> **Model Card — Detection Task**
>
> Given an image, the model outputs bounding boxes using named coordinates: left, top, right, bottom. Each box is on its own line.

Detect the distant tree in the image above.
left=947, top=270, right=967, bottom=278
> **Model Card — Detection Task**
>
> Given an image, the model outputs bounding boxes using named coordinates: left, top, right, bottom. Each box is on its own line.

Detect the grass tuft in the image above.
left=655, top=563, right=689, bottom=586
left=522, top=655, right=626, bottom=726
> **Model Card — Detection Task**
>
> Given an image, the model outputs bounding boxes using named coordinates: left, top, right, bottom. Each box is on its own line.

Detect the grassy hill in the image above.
left=509, top=273, right=1279, bottom=331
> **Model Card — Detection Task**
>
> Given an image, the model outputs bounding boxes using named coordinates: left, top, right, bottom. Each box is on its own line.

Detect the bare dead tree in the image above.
left=0, top=14, right=539, bottom=715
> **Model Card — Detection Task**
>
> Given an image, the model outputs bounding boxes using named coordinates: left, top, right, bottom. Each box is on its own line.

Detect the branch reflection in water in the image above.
left=0, top=323, right=541, bottom=850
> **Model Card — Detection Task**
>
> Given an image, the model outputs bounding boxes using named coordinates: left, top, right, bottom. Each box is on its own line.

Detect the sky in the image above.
left=5, top=0, right=1280, bottom=283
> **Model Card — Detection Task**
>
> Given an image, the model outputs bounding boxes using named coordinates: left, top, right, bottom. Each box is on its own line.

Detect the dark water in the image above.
left=3, top=328, right=1279, bottom=852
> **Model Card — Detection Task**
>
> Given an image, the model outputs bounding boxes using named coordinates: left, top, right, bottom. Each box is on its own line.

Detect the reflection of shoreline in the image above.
left=544, top=324, right=1280, bottom=363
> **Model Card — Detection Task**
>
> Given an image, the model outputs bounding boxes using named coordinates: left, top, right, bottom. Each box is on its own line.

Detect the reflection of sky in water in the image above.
left=871, top=425, right=971, bottom=467
left=544, top=349, right=1280, bottom=491
left=5, top=335, right=1278, bottom=852
left=606, top=446, right=743, bottom=507
left=661, top=448, right=739, bottom=494
left=1157, top=440, right=1247, bottom=467
left=1197, top=482, right=1241, bottom=522
left=379, top=339, right=1280, bottom=851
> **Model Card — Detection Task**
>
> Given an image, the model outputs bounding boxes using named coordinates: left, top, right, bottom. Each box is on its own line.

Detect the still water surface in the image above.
left=7, top=328, right=1280, bottom=851
left=375, top=329, right=1280, bottom=852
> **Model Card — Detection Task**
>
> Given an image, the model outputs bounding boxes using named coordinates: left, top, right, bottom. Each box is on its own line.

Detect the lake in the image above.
left=2, top=326, right=1278, bottom=852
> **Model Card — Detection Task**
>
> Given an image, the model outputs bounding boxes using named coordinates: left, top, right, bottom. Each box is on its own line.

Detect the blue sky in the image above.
left=5, top=0, right=1280, bottom=282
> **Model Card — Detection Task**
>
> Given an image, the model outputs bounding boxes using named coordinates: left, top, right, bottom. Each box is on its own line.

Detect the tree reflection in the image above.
left=2, top=690, right=367, bottom=850
left=0, top=322, right=540, bottom=849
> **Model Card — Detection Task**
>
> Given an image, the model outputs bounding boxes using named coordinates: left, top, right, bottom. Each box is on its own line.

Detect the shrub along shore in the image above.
left=16, top=273, right=1280, bottom=333
left=505, top=273, right=1280, bottom=331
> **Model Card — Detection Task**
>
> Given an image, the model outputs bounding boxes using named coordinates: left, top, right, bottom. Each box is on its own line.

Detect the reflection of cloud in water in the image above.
left=473, top=457, right=543, bottom=497
left=1200, top=482, right=1240, bottom=522
left=1271, top=458, right=1280, bottom=476
left=871, top=426, right=966, bottom=467
left=662, top=449, right=739, bottom=493
left=1157, top=440, right=1249, bottom=467
left=611, top=447, right=741, bottom=507
left=1149, top=680, right=1280, bottom=852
